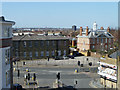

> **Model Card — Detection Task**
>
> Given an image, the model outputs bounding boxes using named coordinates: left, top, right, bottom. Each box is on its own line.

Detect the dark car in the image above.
left=68, top=55, right=74, bottom=59
left=54, top=56, right=63, bottom=60
left=13, top=84, right=22, bottom=90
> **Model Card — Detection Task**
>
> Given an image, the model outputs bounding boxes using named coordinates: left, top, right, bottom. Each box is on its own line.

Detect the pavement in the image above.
left=89, top=78, right=104, bottom=88
left=13, top=56, right=101, bottom=89
left=13, top=65, right=100, bottom=89
left=14, top=56, right=99, bottom=68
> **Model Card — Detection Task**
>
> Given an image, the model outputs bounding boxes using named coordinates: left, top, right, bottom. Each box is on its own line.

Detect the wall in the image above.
left=100, top=78, right=116, bottom=88
left=77, top=37, right=90, bottom=51
left=13, top=39, right=69, bottom=60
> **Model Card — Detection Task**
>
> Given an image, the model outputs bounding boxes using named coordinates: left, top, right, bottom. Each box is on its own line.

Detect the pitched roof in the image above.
left=109, top=50, right=120, bottom=59
left=0, top=16, right=15, bottom=25
left=77, top=29, right=113, bottom=38
left=12, top=34, right=70, bottom=41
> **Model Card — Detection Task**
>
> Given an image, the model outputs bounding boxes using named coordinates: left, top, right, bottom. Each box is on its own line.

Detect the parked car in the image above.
left=54, top=56, right=63, bottom=60
left=13, top=84, right=22, bottom=90
left=68, top=55, right=74, bottom=59
left=63, top=56, right=69, bottom=59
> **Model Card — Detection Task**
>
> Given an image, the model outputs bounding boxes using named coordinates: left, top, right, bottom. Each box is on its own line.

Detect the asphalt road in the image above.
left=13, top=66, right=99, bottom=88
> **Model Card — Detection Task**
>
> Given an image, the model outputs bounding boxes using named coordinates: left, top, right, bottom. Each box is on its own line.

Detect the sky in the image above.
left=1, top=2, right=118, bottom=29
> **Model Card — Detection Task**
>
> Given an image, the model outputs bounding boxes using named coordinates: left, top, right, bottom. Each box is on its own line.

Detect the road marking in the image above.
left=48, top=71, right=62, bottom=73
left=42, top=70, right=47, bottom=71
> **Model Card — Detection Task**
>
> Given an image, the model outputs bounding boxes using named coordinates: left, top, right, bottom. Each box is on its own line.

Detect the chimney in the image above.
left=72, top=40, right=75, bottom=47
left=86, top=26, right=88, bottom=36
left=100, top=27, right=104, bottom=30
left=107, top=27, right=110, bottom=33
left=80, top=27, right=83, bottom=36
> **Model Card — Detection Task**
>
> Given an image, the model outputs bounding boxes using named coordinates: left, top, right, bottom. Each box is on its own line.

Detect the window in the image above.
left=6, top=70, right=10, bottom=86
left=15, top=52, right=18, bottom=57
left=4, top=28, right=8, bottom=37
left=5, top=48, right=10, bottom=64
left=109, top=45, right=111, bottom=48
left=23, top=41, right=26, bottom=47
left=29, top=41, right=32, bottom=47
left=46, top=51, right=49, bottom=56
left=52, top=41, right=55, bottom=46
left=15, top=42, right=18, bottom=48
left=52, top=51, right=54, bottom=56
left=41, top=51, right=44, bottom=56
left=35, top=51, right=38, bottom=57
left=64, top=50, right=66, bottom=56
left=105, top=45, right=107, bottom=49
left=101, top=38, right=103, bottom=43
left=58, top=50, right=61, bottom=56
left=46, top=41, right=49, bottom=46
left=8, top=27, right=10, bottom=37
left=109, top=38, right=111, bottom=43
left=97, top=38, right=99, bottom=44
left=105, top=38, right=107, bottom=43
left=77, top=38, right=80, bottom=43
left=29, top=52, right=32, bottom=57
left=83, top=41, right=85, bottom=45
left=34, top=41, right=38, bottom=47
left=58, top=41, right=61, bottom=45
left=4, top=27, right=11, bottom=37
left=64, top=41, right=66, bottom=46
left=92, top=45, right=95, bottom=49
left=40, top=41, right=44, bottom=46
left=24, top=52, right=26, bottom=58
left=93, top=38, right=95, bottom=44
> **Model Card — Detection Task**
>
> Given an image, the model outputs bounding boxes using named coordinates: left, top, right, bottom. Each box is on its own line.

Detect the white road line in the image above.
left=48, top=71, right=62, bottom=73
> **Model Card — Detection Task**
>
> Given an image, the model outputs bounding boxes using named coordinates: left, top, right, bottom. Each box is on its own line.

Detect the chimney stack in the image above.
left=72, top=40, right=75, bottom=47
left=80, top=27, right=83, bottom=36
left=107, top=27, right=110, bottom=33
left=86, top=26, right=88, bottom=36
left=100, top=27, right=104, bottom=30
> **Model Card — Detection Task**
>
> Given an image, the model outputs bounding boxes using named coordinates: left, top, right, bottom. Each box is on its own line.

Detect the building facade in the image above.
left=98, top=51, right=120, bottom=88
left=77, top=22, right=114, bottom=52
left=12, top=34, right=69, bottom=60
left=72, top=25, right=77, bottom=31
left=0, top=16, right=15, bottom=89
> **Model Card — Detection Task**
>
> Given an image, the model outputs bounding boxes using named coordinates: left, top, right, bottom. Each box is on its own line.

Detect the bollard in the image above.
left=32, top=76, right=34, bottom=80
left=13, top=68, right=16, bottom=71
left=75, top=69, right=78, bottom=73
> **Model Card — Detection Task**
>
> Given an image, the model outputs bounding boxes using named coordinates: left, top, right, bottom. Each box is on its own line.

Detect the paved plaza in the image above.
left=13, top=56, right=100, bottom=89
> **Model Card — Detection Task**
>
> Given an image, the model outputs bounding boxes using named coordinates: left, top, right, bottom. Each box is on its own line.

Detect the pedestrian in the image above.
left=24, top=74, right=27, bottom=85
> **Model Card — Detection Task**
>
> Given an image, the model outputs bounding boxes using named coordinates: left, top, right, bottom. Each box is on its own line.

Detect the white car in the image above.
left=63, top=56, right=69, bottom=59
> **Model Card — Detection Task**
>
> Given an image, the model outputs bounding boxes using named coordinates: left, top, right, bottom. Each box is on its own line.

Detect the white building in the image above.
left=0, top=16, right=15, bottom=89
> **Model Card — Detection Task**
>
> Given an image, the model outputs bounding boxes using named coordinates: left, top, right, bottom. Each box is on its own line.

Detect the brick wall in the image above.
left=77, top=37, right=90, bottom=51
left=13, top=39, right=69, bottom=60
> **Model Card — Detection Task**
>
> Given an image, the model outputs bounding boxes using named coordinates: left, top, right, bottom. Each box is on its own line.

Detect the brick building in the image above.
left=12, top=34, right=69, bottom=60
left=77, top=22, right=114, bottom=52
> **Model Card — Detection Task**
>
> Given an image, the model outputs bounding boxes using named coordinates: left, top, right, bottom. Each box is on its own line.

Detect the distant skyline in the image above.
left=2, top=2, right=118, bottom=29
